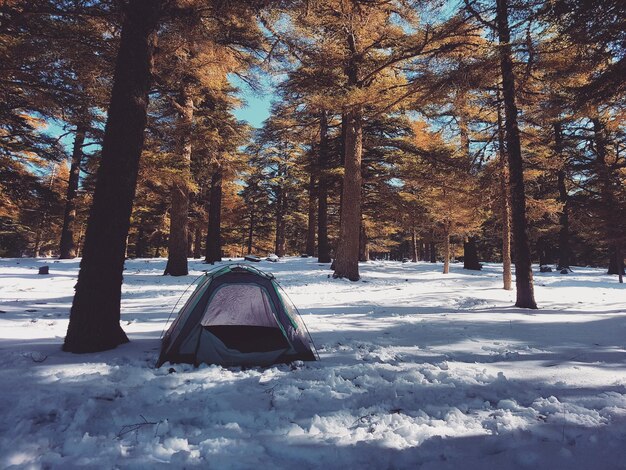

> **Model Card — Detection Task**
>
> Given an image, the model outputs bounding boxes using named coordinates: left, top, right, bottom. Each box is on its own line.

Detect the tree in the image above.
left=63, top=0, right=164, bottom=353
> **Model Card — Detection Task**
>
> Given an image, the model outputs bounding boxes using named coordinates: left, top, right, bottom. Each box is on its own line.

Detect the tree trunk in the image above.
left=306, top=170, right=316, bottom=256
left=76, top=224, right=85, bottom=257
left=463, top=236, right=481, bottom=270
left=443, top=225, right=450, bottom=274
left=135, top=224, right=145, bottom=258
left=33, top=217, right=44, bottom=257
left=496, top=0, right=537, bottom=308
left=554, top=122, right=571, bottom=271
left=429, top=229, right=437, bottom=263
left=247, top=212, right=255, bottom=255
left=275, top=186, right=286, bottom=257
left=411, top=226, right=418, bottom=262
left=187, top=229, right=193, bottom=258
left=333, top=107, right=363, bottom=280
left=330, top=111, right=349, bottom=270
left=333, top=31, right=361, bottom=279
left=63, top=0, right=162, bottom=353
left=359, top=222, right=369, bottom=262
left=459, top=102, right=481, bottom=271
left=593, top=118, right=624, bottom=279
left=317, top=110, right=331, bottom=263
left=164, top=87, right=193, bottom=276
left=205, top=167, right=223, bottom=263
left=497, top=90, right=512, bottom=290
left=153, top=231, right=162, bottom=258
left=193, top=224, right=202, bottom=259
left=165, top=181, right=189, bottom=275
left=59, top=125, right=86, bottom=259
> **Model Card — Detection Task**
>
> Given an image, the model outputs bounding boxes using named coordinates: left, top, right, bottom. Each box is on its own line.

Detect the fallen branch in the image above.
left=117, top=415, right=158, bottom=439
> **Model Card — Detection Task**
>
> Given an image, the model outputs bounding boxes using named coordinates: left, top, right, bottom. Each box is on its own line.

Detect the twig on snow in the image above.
left=117, top=415, right=158, bottom=439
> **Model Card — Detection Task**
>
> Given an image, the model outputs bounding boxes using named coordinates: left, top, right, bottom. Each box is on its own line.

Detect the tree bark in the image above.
left=333, top=106, right=363, bottom=280
left=443, top=224, right=450, bottom=274
left=135, top=224, right=145, bottom=258
left=275, top=186, right=286, bottom=257
left=193, top=224, right=202, bottom=259
left=247, top=211, right=255, bottom=255
left=554, top=122, right=571, bottom=271
left=333, top=30, right=362, bottom=280
left=463, top=237, right=481, bottom=270
left=306, top=169, right=316, bottom=256
left=330, top=112, right=349, bottom=271
left=496, top=0, right=537, bottom=308
left=33, top=218, right=44, bottom=257
left=359, top=222, right=369, bottom=262
left=593, top=118, right=624, bottom=279
left=187, top=229, right=193, bottom=258
left=153, top=231, right=162, bottom=258
left=205, top=167, right=223, bottom=263
left=59, top=125, right=86, bottom=259
left=317, top=110, right=331, bottom=263
left=497, top=90, right=512, bottom=290
left=429, top=229, right=436, bottom=263
left=63, top=0, right=162, bottom=353
left=411, top=226, right=418, bottom=262
left=164, top=87, right=193, bottom=276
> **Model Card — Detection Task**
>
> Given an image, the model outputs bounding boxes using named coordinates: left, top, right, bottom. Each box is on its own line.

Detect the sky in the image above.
left=231, top=74, right=275, bottom=129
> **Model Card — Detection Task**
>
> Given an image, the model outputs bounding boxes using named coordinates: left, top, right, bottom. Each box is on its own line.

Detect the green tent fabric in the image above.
left=157, top=265, right=318, bottom=367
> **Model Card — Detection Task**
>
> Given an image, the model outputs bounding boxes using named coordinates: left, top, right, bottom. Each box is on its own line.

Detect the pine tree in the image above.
left=64, top=0, right=164, bottom=353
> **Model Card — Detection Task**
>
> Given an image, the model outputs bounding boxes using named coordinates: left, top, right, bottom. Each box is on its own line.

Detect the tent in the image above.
left=157, top=264, right=318, bottom=367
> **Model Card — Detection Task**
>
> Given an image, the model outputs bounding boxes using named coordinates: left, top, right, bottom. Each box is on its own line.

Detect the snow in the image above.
left=0, top=257, right=625, bottom=469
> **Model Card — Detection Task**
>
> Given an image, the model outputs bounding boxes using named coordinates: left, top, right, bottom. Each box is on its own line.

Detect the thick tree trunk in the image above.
left=333, top=107, right=363, bottom=280
left=497, top=91, right=512, bottom=290
left=593, top=118, right=624, bottom=280
left=463, top=237, right=481, bottom=270
left=63, top=0, right=162, bottom=353
left=538, top=238, right=556, bottom=266
left=275, top=187, right=286, bottom=257
left=205, top=168, right=223, bottom=263
left=359, top=223, right=369, bottom=262
left=165, top=182, right=189, bottom=275
left=496, top=0, right=537, bottom=308
left=317, top=110, right=331, bottom=263
left=59, top=125, right=86, bottom=259
left=306, top=170, right=316, bottom=256
left=193, top=224, right=202, bottom=259
left=164, top=87, right=193, bottom=276
left=333, top=32, right=361, bottom=279
left=554, top=122, right=571, bottom=271
left=443, top=225, right=450, bottom=274
left=330, top=112, right=349, bottom=271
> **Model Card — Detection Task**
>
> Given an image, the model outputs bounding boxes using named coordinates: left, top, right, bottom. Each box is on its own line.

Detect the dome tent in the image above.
left=157, top=264, right=318, bottom=367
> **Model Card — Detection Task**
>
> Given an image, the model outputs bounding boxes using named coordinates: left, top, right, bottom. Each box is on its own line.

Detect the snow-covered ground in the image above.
left=0, top=257, right=625, bottom=469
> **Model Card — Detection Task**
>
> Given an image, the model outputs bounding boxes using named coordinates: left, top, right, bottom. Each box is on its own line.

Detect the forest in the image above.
left=1, top=0, right=625, bottom=352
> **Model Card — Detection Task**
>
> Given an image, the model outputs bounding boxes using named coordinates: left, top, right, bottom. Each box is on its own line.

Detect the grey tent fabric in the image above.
left=157, top=264, right=317, bottom=367
left=201, top=284, right=277, bottom=328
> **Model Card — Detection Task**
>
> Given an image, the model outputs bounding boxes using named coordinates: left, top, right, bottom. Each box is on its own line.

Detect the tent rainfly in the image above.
left=157, top=264, right=318, bottom=367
